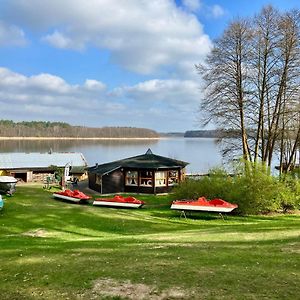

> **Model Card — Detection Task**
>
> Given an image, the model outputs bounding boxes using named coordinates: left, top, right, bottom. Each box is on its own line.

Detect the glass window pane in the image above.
left=125, top=171, right=138, bottom=186
left=155, top=171, right=166, bottom=186
left=140, top=170, right=153, bottom=186
left=168, top=170, right=179, bottom=186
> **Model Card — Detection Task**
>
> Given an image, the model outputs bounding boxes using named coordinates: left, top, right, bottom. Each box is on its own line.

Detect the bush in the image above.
left=174, top=169, right=231, bottom=200
left=234, top=164, right=281, bottom=214
left=174, top=163, right=300, bottom=215
left=277, top=175, right=300, bottom=212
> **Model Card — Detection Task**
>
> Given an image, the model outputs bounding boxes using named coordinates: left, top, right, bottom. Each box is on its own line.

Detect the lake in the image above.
left=0, top=138, right=223, bottom=174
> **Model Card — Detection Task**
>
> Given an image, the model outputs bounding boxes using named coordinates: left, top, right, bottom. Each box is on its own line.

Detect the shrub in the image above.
left=278, top=175, right=300, bottom=212
left=175, top=169, right=229, bottom=199
left=234, top=165, right=280, bottom=214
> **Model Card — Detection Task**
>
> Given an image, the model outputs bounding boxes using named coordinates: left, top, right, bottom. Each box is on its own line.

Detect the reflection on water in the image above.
left=0, top=138, right=222, bottom=174
left=0, top=139, right=158, bottom=153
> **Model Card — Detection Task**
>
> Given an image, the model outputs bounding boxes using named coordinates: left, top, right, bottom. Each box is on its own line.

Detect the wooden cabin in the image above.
left=87, top=149, right=188, bottom=194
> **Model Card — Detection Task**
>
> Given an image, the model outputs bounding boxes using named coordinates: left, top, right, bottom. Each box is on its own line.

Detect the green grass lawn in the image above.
left=0, top=185, right=299, bottom=299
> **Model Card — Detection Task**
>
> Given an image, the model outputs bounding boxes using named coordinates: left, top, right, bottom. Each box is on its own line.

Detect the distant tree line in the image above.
left=0, top=120, right=159, bottom=138
left=184, top=129, right=300, bottom=139
left=184, top=130, right=237, bottom=138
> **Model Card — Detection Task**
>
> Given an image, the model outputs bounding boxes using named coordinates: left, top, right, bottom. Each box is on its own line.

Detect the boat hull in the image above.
left=0, top=176, right=17, bottom=195
left=170, top=203, right=236, bottom=212
left=92, top=200, right=143, bottom=208
left=0, top=195, right=3, bottom=210
left=53, top=193, right=86, bottom=203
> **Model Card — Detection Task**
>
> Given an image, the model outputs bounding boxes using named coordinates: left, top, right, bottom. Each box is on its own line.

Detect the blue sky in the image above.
left=0, top=0, right=299, bottom=132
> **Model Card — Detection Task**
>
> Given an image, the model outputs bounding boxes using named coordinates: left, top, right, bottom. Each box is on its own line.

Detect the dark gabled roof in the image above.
left=87, top=149, right=189, bottom=175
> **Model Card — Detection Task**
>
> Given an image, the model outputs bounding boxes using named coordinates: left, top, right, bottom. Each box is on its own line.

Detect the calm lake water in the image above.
left=0, top=138, right=223, bottom=174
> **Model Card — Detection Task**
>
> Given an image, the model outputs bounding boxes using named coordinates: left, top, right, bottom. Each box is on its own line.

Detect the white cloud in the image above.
left=0, top=67, right=201, bottom=131
left=2, top=0, right=211, bottom=76
left=84, top=79, right=106, bottom=91
left=0, top=1, right=212, bottom=130
left=0, top=67, right=109, bottom=116
left=0, top=67, right=27, bottom=86
left=42, top=31, right=84, bottom=50
left=113, top=79, right=200, bottom=113
left=182, top=0, right=202, bottom=12
left=211, top=4, right=225, bottom=18
left=28, top=73, right=71, bottom=93
left=0, top=21, right=27, bottom=47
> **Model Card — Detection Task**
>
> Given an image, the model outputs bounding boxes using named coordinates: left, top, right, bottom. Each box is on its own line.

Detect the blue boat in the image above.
left=0, top=195, right=3, bottom=210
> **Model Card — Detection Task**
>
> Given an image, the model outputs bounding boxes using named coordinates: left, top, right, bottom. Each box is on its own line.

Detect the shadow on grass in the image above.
left=1, top=186, right=299, bottom=240
left=0, top=233, right=299, bottom=299
left=0, top=184, right=299, bottom=300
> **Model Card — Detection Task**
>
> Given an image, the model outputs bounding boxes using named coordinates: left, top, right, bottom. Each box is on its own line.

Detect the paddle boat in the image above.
left=93, top=195, right=144, bottom=208
left=53, top=189, right=91, bottom=203
left=171, top=197, right=238, bottom=213
left=0, top=176, right=18, bottom=195
left=0, top=195, right=3, bottom=210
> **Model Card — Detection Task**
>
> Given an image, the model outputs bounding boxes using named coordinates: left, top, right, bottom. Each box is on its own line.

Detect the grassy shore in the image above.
left=0, top=185, right=299, bottom=299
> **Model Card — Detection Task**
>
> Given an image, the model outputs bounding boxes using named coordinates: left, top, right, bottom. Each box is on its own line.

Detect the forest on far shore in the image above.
left=0, top=120, right=159, bottom=138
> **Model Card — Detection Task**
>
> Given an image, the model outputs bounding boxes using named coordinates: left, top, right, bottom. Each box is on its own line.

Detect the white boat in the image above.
left=171, top=197, right=238, bottom=213
left=93, top=195, right=144, bottom=208
left=0, top=176, right=18, bottom=195
left=53, top=189, right=91, bottom=203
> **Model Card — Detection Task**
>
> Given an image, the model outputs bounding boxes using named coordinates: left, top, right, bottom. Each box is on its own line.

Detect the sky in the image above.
left=0, top=0, right=299, bottom=132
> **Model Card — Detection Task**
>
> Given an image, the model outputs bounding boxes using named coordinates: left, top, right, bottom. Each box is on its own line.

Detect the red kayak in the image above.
left=171, top=197, right=238, bottom=213
left=53, top=189, right=91, bottom=203
left=93, top=195, right=144, bottom=208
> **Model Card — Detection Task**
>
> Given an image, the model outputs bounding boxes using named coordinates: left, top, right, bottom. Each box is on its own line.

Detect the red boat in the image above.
left=53, top=189, right=91, bottom=203
left=171, top=197, right=238, bottom=213
left=93, top=195, right=144, bottom=208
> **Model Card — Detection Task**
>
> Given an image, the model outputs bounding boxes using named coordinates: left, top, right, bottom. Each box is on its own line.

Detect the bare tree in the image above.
left=197, top=19, right=253, bottom=161
left=197, top=6, right=300, bottom=172
left=276, top=10, right=300, bottom=172
left=250, top=6, right=280, bottom=162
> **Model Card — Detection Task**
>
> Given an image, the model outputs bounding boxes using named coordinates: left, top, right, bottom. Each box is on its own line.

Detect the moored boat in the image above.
left=0, top=176, right=18, bottom=195
left=171, top=197, right=238, bottom=213
left=93, top=195, right=144, bottom=208
left=53, top=189, right=91, bottom=203
left=0, top=195, right=3, bottom=210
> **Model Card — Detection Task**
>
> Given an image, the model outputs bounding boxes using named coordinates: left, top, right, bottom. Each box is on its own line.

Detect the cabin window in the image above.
left=125, top=171, right=138, bottom=186
left=140, top=171, right=153, bottom=186
left=168, top=170, right=179, bottom=186
left=155, top=171, right=167, bottom=186
left=96, top=175, right=102, bottom=185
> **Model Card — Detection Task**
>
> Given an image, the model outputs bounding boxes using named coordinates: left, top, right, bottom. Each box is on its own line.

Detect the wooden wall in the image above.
left=102, top=170, right=124, bottom=194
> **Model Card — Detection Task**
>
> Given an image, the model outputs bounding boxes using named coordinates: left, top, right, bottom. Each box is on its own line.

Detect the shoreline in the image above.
left=0, top=136, right=163, bottom=140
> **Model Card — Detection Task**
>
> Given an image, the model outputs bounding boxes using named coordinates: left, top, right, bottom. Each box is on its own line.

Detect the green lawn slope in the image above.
left=0, top=185, right=299, bottom=299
